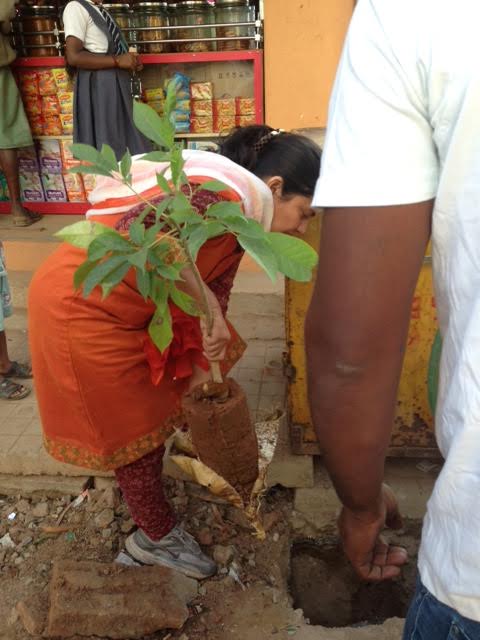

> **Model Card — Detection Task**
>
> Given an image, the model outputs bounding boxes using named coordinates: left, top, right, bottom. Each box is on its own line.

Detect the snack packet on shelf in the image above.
left=213, top=114, right=235, bottom=135
left=236, top=114, right=256, bottom=127
left=52, top=68, right=72, bottom=91
left=38, top=139, right=62, bottom=174
left=175, top=99, right=191, bottom=112
left=41, top=95, right=60, bottom=116
left=18, top=71, right=39, bottom=96
left=28, top=115, right=44, bottom=137
left=173, top=110, right=190, bottom=124
left=191, top=116, right=213, bottom=134
left=187, top=140, right=219, bottom=152
left=174, top=121, right=191, bottom=134
left=23, top=96, right=42, bottom=118
left=43, top=115, right=63, bottom=136
left=19, top=171, right=44, bottom=202
left=148, top=100, right=165, bottom=115
left=58, top=92, right=74, bottom=114
left=144, top=87, right=165, bottom=102
left=18, top=146, right=39, bottom=173
left=191, top=99, right=213, bottom=117
left=235, top=97, right=255, bottom=115
left=191, top=82, right=213, bottom=101
left=37, top=70, right=57, bottom=96
left=63, top=172, right=86, bottom=202
left=0, top=173, right=10, bottom=201
left=82, top=173, right=97, bottom=198
left=213, top=98, right=235, bottom=117
left=166, top=72, right=191, bottom=101
left=60, top=113, right=74, bottom=135
left=59, top=139, right=78, bottom=169
left=41, top=173, right=67, bottom=202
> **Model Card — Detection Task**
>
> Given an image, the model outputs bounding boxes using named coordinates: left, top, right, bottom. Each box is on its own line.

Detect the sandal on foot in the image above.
left=0, top=378, right=31, bottom=400
left=13, top=212, right=43, bottom=227
left=2, top=361, right=33, bottom=379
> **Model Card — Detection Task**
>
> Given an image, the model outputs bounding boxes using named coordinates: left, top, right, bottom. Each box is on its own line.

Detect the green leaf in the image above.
left=170, top=145, right=185, bottom=188
left=148, top=305, right=173, bottom=353
left=138, top=204, right=154, bottom=225
left=151, top=276, right=169, bottom=310
left=69, top=144, right=116, bottom=177
left=100, top=262, right=131, bottom=298
left=128, top=246, right=149, bottom=271
left=217, top=216, right=264, bottom=238
left=82, top=255, right=129, bottom=297
left=164, top=79, right=177, bottom=116
left=129, top=221, right=145, bottom=245
left=155, top=262, right=183, bottom=280
left=205, top=201, right=244, bottom=220
left=147, top=243, right=172, bottom=266
left=87, top=232, right=134, bottom=261
left=170, top=209, right=202, bottom=226
left=156, top=172, right=172, bottom=194
left=170, top=192, right=200, bottom=226
left=55, top=221, right=112, bottom=249
left=169, top=285, right=201, bottom=316
left=100, top=144, right=118, bottom=172
left=266, top=232, right=318, bottom=282
left=69, top=143, right=101, bottom=166
left=187, top=221, right=226, bottom=260
left=140, top=151, right=171, bottom=163
left=120, top=150, right=132, bottom=183
left=133, top=101, right=175, bottom=149
left=73, top=260, right=98, bottom=290
left=144, top=223, right=163, bottom=245
left=155, top=197, right=172, bottom=222
left=136, top=269, right=151, bottom=300
left=237, top=235, right=278, bottom=282
left=198, top=180, right=229, bottom=193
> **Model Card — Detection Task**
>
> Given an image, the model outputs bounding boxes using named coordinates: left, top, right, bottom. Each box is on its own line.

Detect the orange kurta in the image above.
left=28, top=196, right=246, bottom=471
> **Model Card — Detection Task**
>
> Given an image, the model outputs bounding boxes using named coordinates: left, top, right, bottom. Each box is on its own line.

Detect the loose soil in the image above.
left=289, top=522, right=420, bottom=627
left=0, top=481, right=419, bottom=640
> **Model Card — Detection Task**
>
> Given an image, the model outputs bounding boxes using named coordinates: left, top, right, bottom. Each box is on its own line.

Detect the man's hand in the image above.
left=338, top=484, right=408, bottom=581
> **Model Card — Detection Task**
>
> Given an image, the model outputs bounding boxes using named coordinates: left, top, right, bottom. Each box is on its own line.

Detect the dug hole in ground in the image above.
left=0, top=409, right=439, bottom=640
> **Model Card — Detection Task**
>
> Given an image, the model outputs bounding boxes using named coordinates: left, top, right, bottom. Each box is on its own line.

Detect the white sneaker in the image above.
left=125, top=526, right=217, bottom=580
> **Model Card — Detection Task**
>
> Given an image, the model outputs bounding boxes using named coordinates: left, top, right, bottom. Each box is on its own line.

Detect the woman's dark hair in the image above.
left=219, top=125, right=321, bottom=198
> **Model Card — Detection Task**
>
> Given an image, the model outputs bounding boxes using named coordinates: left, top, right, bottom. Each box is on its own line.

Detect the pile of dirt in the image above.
left=0, top=480, right=419, bottom=640
left=289, top=521, right=420, bottom=628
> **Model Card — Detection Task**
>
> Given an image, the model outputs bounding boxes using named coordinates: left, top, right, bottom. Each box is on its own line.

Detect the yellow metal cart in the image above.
left=286, top=216, right=440, bottom=458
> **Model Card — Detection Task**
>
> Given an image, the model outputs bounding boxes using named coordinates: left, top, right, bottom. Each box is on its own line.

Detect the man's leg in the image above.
left=0, top=148, right=41, bottom=226
left=0, top=329, right=11, bottom=372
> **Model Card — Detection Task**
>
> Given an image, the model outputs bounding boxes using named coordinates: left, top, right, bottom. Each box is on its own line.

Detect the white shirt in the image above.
left=314, top=0, right=480, bottom=622
left=63, top=0, right=109, bottom=54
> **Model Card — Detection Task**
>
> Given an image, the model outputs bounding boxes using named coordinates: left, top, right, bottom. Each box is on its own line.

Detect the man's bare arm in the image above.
left=305, top=201, right=433, bottom=578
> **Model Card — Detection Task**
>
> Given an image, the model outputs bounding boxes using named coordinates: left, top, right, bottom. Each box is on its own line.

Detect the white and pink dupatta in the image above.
left=85, top=149, right=274, bottom=231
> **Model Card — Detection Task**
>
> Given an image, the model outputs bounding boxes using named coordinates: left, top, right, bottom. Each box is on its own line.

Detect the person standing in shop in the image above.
left=0, top=0, right=42, bottom=227
left=63, top=0, right=151, bottom=160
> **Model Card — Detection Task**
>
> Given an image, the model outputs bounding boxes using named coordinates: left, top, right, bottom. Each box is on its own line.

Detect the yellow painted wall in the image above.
left=263, top=0, right=355, bottom=130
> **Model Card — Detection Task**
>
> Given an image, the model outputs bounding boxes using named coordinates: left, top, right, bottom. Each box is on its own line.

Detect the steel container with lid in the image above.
left=175, top=1, right=215, bottom=53
left=102, top=3, right=133, bottom=46
left=133, top=2, right=169, bottom=54
left=15, top=5, right=59, bottom=57
left=215, top=0, right=254, bottom=51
